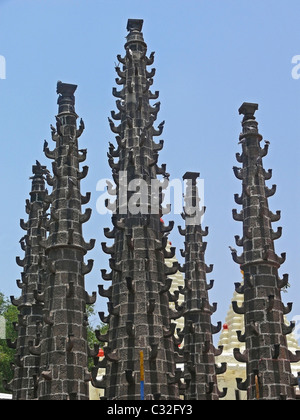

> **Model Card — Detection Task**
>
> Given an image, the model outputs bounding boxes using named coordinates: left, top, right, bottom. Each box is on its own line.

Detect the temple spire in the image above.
left=8, top=163, right=48, bottom=399
left=217, top=270, right=300, bottom=400
left=180, top=172, right=227, bottom=400
left=93, top=19, right=179, bottom=400
left=37, top=82, right=95, bottom=400
left=230, top=103, right=298, bottom=400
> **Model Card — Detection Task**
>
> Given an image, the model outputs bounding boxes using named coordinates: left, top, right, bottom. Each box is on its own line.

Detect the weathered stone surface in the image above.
left=37, top=82, right=94, bottom=400
left=94, top=20, right=179, bottom=401
left=181, top=173, right=226, bottom=400
left=231, top=103, right=296, bottom=400
left=10, top=163, right=48, bottom=400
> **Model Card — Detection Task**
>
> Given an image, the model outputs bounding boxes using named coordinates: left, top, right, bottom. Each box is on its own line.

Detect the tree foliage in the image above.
left=0, top=292, right=107, bottom=392
left=0, top=293, right=18, bottom=394
left=86, top=304, right=108, bottom=370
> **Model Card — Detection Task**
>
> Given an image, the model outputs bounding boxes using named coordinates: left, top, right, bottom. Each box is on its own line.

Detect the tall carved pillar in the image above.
left=37, top=82, right=96, bottom=400
left=231, top=103, right=298, bottom=400
left=180, top=172, right=226, bottom=400
left=8, top=163, right=48, bottom=399
left=93, top=19, right=180, bottom=400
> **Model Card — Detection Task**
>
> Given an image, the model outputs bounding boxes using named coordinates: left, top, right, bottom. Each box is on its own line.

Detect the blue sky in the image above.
left=1, top=0, right=300, bottom=333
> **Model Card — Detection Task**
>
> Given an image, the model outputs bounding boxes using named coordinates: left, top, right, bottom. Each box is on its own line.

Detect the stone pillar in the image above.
left=9, top=163, right=47, bottom=400
left=93, top=19, right=180, bottom=400
left=37, top=82, right=95, bottom=400
left=231, top=103, right=298, bottom=400
left=180, top=172, right=226, bottom=400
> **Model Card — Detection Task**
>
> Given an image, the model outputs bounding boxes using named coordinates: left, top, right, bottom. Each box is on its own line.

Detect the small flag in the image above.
left=140, top=351, right=145, bottom=401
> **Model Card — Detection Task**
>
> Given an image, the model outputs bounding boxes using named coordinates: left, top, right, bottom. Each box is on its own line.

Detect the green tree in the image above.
left=86, top=304, right=108, bottom=371
left=0, top=293, right=18, bottom=394
left=0, top=293, right=108, bottom=392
